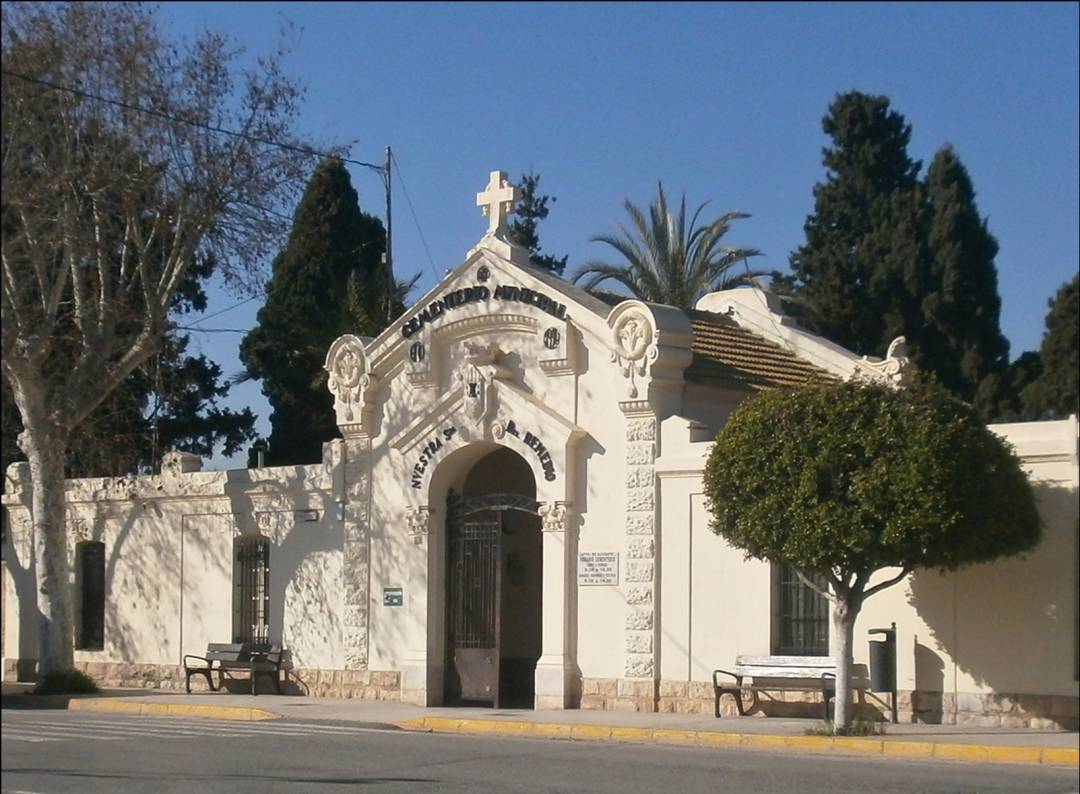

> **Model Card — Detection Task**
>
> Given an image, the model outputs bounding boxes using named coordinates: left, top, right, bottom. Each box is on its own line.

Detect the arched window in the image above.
left=76, top=541, right=106, bottom=651
left=772, top=562, right=829, bottom=656
left=233, top=535, right=270, bottom=644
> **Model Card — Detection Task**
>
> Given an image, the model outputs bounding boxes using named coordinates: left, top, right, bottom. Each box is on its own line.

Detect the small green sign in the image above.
left=383, top=587, right=403, bottom=607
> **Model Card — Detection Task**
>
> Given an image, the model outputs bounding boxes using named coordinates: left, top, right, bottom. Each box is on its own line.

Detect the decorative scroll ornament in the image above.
left=456, top=341, right=512, bottom=426
left=538, top=501, right=570, bottom=533
left=610, top=310, right=656, bottom=398
left=324, top=335, right=373, bottom=426
left=68, top=517, right=90, bottom=542
left=857, top=336, right=911, bottom=385
left=405, top=505, right=431, bottom=538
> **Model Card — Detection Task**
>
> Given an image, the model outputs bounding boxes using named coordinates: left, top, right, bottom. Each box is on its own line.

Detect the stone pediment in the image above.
left=388, top=370, right=587, bottom=499
left=363, top=245, right=616, bottom=376
left=324, top=170, right=704, bottom=438
left=390, top=373, right=586, bottom=454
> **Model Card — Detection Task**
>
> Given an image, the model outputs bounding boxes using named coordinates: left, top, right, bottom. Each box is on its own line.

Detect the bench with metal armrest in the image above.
left=713, top=655, right=837, bottom=719
left=183, top=642, right=284, bottom=695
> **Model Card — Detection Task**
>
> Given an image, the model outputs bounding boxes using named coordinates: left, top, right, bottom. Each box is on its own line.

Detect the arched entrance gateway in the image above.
left=444, top=448, right=542, bottom=707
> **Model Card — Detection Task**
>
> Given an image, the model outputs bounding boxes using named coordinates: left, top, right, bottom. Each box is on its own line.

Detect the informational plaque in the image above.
left=383, top=587, right=403, bottom=607
left=578, top=552, right=619, bottom=586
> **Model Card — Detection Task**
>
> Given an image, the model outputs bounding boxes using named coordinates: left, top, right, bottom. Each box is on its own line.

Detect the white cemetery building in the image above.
left=2, top=171, right=1078, bottom=727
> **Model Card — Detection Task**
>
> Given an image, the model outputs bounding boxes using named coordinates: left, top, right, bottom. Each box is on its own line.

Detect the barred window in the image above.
left=233, top=535, right=270, bottom=644
left=773, top=562, right=829, bottom=656
left=76, top=542, right=106, bottom=651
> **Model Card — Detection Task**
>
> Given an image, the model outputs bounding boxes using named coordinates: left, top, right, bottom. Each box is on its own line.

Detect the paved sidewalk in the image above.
left=3, top=682, right=1077, bottom=767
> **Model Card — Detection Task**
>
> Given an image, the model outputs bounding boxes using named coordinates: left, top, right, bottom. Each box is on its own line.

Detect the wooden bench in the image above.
left=183, top=643, right=284, bottom=696
left=713, top=655, right=837, bottom=719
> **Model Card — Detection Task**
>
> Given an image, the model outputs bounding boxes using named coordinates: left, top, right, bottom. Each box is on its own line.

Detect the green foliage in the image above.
left=573, top=183, right=763, bottom=310
left=1, top=260, right=256, bottom=477
left=923, top=145, right=1010, bottom=411
left=805, top=717, right=885, bottom=736
left=703, top=379, right=1041, bottom=579
left=2, top=0, right=315, bottom=679
left=239, top=159, right=398, bottom=466
left=34, top=669, right=100, bottom=695
left=785, top=93, right=1014, bottom=421
left=787, top=92, right=925, bottom=359
left=974, top=351, right=1043, bottom=423
left=1022, top=275, right=1079, bottom=419
left=508, top=172, right=568, bottom=276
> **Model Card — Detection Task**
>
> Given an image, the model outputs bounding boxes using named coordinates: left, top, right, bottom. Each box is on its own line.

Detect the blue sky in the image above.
left=156, top=2, right=1080, bottom=468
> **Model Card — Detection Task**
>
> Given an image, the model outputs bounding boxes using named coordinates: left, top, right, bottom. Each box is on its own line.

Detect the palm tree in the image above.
left=572, top=183, right=763, bottom=310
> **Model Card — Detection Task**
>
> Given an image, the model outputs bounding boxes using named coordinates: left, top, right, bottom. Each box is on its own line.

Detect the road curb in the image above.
left=396, top=716, right=1079, bottom=768
left=2, top=695, right=279, bottom=721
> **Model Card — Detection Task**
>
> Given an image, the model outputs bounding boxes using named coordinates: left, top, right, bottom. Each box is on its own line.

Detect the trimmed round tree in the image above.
left=702, top=378, right=1041, bottom=731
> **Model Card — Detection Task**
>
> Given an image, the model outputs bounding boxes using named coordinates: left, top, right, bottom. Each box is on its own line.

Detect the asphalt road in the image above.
left=2, top=711, right=1076, bottom=794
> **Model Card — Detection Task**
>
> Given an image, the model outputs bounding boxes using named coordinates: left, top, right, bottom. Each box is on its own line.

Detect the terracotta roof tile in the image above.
left=686, top=309, right=835, bottom=390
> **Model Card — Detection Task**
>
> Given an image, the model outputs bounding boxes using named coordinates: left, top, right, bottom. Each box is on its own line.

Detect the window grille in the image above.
left=77, top=542, right=106, bottom=651
left=774, top=563, right=829, bottom=656
left=234, top=535, right=270, bottom=644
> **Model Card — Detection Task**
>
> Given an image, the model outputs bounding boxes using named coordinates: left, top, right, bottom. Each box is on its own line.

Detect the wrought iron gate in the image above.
left=445, top=490, right=539, bottom=706
left=234, top=535, right=270, bottom=644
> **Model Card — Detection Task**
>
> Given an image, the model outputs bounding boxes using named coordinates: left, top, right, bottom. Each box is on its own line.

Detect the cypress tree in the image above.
left=788, top=91, right=929, bottom=360
left=240, top=159, right=387, bottom=466
left=508, top=172, right=568, bottom=276
left=976, top=351, right=1043, bottom=423
left=923, top=145, right=1010, bottom=412
left=1022, top=275, right=1079, bottom=419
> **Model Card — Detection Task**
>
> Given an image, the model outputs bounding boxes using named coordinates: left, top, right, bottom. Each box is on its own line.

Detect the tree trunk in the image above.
left=25, top=430, right=75, bottom=683
left=831, top=595, right=857, bottom=731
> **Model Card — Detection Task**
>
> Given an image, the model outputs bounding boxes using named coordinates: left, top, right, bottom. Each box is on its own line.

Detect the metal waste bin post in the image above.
left=868, top=622, right=898, bottom=724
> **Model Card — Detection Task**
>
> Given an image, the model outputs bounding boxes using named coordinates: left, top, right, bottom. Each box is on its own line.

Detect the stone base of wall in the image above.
left=3, top=658, right=401, bottom=701
left=580, top=677, right=656, bottom=712
left=282, top=668, right=400, bottom=700
left=898, top=690, right=1079, bottom=730
left=581, top=677, right=1078, bottom=729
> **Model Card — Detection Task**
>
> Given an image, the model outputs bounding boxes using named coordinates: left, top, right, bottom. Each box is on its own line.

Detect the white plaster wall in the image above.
left=660, top=470, right=771, bottom=683
left=656, top=416, right=1079, bottom=700
left=573, top=357, right=638, bottom=681
left=361, top=262, right=629, bottom=685
left=363, top=321, right=629, bottom=677
left=858, top=418, right=1079, bottom=698
left=2, top=461, right=345, bottom=675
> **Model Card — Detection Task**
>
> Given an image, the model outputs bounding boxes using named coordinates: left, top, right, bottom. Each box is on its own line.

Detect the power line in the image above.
left=1, top=68, right=386, bottom=174
left=390, top=150, right=440, bottom=281
left=175, top=326, right=250, bottom=334
left=5, top=67, right=424, bottom=311
left=185, top=296, right=258, bottom=326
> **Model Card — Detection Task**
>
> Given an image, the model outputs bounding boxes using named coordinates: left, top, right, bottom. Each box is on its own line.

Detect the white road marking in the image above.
left=2, top=734, right=65, bottom=743
left=7, top=719, right=211, bottom=737
left=0, top=714, right=417, bottom=744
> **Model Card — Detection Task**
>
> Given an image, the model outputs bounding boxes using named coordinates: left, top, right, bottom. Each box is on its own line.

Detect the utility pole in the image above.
left=354, top=146, right=394, bottom=324
left=384, top=145, right=393, bottom=324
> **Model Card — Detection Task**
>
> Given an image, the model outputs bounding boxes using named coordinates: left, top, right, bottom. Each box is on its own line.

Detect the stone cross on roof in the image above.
left=476, top=170, right=519, bottom=236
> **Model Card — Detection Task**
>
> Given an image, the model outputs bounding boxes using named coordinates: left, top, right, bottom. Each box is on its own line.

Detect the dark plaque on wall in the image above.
left=543, top=327, right=561, bottom=350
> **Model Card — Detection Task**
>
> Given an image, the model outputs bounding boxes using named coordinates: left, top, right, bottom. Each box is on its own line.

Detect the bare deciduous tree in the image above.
left=1, top=2, right=319, bottom=683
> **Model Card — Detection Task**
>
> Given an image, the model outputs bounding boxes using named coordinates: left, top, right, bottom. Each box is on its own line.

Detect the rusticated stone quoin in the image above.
left=621, top=407, right=657, bottom=694
left=342, top=435, right=373, bottom=670
left=625, top=608, right=653, bottom=631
